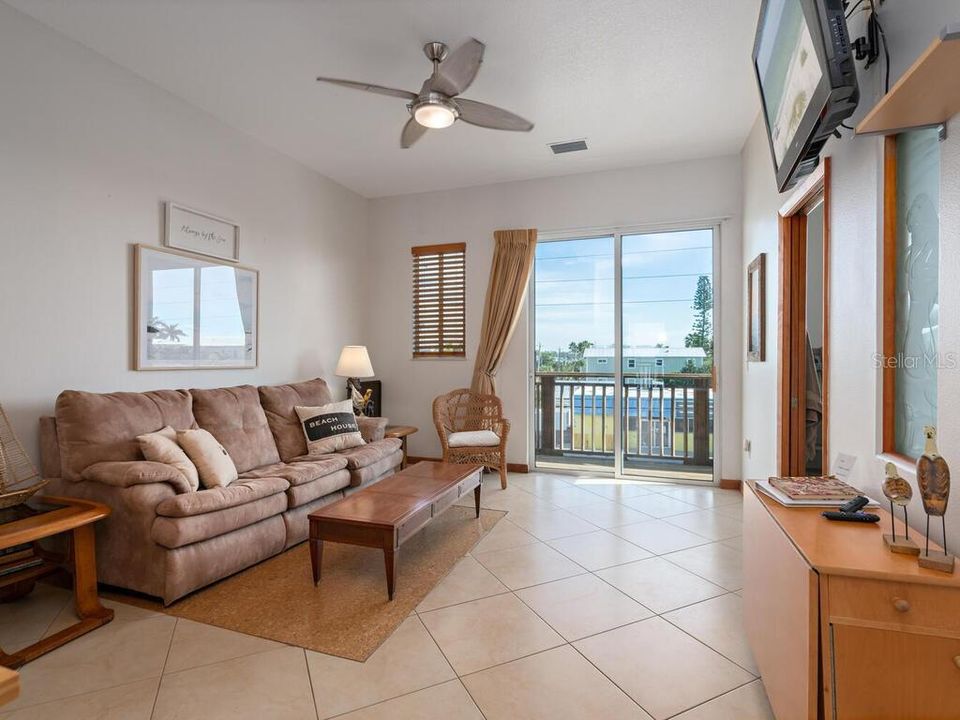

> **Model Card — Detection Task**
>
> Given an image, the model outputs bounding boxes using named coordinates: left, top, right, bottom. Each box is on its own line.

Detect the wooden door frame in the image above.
left=777, top=159, right=831, bottom=476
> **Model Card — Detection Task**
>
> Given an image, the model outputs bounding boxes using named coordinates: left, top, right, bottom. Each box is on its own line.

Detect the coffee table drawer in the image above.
left=433, top=485, right=461, bottom=515
left=458, top=471, right=481, bottom=496
left=396, top=503, right=432, bottom=544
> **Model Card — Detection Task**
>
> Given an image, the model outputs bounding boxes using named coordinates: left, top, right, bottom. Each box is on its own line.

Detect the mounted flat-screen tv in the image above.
left=753, top=0, right=859, bottom=191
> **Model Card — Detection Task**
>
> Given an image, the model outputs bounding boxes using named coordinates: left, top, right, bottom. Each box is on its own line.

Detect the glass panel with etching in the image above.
left=894, top=128, right=940, bottom=458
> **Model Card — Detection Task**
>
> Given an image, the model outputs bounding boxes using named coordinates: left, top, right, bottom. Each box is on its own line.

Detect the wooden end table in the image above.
left=309, top=461, right=482, bottom=600
left=384, top=425, right=417, bottom=469
left=0, top=496, right=114, bottom=669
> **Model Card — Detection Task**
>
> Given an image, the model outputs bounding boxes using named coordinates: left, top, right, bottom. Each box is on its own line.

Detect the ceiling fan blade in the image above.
left=316, top=76, right=417, bottom=100
left=430, top=38, right=485, bottom=96
left=401, top=117, right=428, bottom=148
left=456, top=98, right=534, bottom=132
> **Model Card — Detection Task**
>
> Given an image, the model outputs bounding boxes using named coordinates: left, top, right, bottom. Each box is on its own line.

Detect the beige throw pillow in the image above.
left=177, top=428, right=239, bottom=488
left=295, top=401, right=365, bottom=455
left=137, top=426, right=200, bottom=491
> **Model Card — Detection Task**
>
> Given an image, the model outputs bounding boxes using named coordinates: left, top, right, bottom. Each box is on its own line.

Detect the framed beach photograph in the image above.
left=135, top=244, right=258, bottom=370
left=747, top=252, right=766, bottom=362
left=165, top=202, right=240, bottom=262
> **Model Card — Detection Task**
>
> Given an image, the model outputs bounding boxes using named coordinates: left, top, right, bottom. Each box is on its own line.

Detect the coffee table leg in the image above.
left=383, top=546, right=397, bottom=601
left=474, top=484, right=481, bottom=518
left=310, top=538, right=323, bottom=585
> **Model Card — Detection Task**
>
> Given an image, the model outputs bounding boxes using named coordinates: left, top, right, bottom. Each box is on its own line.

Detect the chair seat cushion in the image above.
left=448, top=430, right=501, bottom=448
left=240, top=456, right=349, bottom=486
left=336, top=438, right=402, bottom=470
left=155, top=477, right=289, bottom=518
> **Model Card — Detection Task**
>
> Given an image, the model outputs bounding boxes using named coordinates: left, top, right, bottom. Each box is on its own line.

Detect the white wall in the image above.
left=367, top=156, right=744, bottom=479
left=0, top=3, right=369, bottom=461
left=740, top=0, right=960, bottom=537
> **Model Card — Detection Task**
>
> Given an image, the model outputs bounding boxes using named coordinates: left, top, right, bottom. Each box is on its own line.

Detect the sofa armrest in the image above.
left=494, top=418, right=511, bottom=442
left=357, top=416, right=388, bottom=443
left=80, top=461, right=193, bottom=494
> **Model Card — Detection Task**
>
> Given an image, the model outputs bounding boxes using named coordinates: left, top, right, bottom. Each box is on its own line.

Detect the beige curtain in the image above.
left=471, top=228, right=537, bottom=395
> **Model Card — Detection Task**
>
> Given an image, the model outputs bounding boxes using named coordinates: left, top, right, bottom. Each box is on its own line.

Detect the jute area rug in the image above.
left=108, top=506, right=504, bottom=662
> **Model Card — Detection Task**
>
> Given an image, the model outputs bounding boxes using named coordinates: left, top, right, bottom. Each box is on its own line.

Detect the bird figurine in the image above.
left=916, top=426, right=954, bottom=572
left=881, top=462, right=918, bottom=554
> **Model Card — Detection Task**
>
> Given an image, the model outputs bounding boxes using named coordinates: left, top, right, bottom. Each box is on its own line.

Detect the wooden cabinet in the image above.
left=743, top=482, right=960, bottom=720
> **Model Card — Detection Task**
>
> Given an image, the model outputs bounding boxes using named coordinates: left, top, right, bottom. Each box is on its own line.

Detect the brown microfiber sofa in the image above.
left=38, top=378, right=402, bottom=604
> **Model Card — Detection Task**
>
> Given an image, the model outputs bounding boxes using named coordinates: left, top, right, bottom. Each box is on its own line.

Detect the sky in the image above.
left=150, top=265, right=247, bottom=347
left=534, top=229, right=714, bottom=352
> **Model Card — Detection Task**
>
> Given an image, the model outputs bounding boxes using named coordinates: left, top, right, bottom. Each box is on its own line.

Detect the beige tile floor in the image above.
left=0, top=472, right=774, bottom=720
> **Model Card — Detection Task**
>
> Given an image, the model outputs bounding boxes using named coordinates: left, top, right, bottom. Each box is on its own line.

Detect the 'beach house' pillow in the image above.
left=295, top=400, right=365, bottom=454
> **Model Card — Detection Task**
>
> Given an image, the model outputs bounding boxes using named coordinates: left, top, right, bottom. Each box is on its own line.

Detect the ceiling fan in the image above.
left=316, top=39, right=534, bottom=148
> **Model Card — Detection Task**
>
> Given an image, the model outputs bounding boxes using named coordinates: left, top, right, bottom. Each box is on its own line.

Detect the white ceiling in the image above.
left=8, top=0, right=761, bottom=198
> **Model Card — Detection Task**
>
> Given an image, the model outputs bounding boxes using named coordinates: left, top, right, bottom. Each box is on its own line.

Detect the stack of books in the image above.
left=0, top=543, right=43, bottom=579
left=757, top=475, right=879, bottom=507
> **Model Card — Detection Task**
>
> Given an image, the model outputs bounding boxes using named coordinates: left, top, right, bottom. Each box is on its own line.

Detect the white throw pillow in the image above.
left=295, top=401, right=365, bottom=454
left=448, top=430, right=501, bottom=448
left=136, top=425, right=200, bottom=491
left=176, top=428, right=238, bottom=488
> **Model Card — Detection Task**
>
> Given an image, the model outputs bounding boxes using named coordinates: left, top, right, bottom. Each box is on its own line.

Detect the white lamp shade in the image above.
left=336, top=345, right=374, bottom=378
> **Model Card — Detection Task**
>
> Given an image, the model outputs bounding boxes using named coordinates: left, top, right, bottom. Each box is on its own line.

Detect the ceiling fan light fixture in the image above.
left=412, top=99, right=457, bottom=129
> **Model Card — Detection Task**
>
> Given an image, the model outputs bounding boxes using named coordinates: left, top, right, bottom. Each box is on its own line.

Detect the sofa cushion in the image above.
left=81, top=461, right=194, bottom=494
left=348, top=449, right=403, bottom=487
left=152, top=493, right=288, bottom=549
left=356, top=416, right=388, bottom=443
left=286, top=468, right=351, bottom=508
left=337, top=438, right=402, bottom=470
left=258, top=378, right=334, bottom=462
left=55, top=389, right=195, bottom=481
left=155, top=477, right=289, bottom=518
left=240, top=456, right=348, bottom=486
left=190, top=385, right=280, bottom=474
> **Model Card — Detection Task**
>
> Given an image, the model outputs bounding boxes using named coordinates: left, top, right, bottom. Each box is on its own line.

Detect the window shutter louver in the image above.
left=412, top=243, right=466, bottom=358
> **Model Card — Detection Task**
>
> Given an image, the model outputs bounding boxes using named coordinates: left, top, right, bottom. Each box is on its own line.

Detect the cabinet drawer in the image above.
left=828, top=576, right=960, bottom=634
left=396, top=504, right=432, bottom=545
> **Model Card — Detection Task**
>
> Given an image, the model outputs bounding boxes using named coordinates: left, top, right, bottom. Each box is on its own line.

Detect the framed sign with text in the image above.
left=165, top=202, right=240, bottom=262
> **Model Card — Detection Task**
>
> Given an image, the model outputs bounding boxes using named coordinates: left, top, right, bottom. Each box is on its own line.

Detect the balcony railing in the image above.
left=534, top=371, right=713, bottom=468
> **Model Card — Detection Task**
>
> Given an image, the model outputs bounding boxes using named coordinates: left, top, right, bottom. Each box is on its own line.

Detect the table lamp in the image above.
left=336, top=345, right=375, bottom=414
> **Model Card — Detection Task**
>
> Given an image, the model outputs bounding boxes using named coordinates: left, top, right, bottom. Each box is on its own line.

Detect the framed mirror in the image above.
left=135, top=244, right=258, bottom=370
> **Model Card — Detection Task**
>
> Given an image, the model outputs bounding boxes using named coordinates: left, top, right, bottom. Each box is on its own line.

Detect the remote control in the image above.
left=839, top=495, right=870, bottom=513
left=821, top=510, right=880, bottom=523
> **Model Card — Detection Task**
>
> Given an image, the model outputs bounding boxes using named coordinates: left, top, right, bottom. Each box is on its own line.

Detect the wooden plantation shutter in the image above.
left=412, top=243, right=466, bottom=357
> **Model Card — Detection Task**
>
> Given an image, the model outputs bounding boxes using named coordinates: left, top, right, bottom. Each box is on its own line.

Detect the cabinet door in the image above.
left=833, top=624, right=960, bottom=719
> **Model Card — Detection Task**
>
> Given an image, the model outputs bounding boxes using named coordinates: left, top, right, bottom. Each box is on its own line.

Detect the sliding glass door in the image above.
left=620, top=230, right=715, bottom=480
left=532, top=227, right=716, bottom=482
left=533, top=236, right=615, bottom=472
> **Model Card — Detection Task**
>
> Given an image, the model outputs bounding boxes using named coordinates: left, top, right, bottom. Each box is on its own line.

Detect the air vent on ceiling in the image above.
left=549, top=139, right=588, bottom=154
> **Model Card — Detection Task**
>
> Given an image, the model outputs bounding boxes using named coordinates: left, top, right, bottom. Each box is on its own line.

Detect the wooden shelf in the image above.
left=856, top=24, right=960, bottom=135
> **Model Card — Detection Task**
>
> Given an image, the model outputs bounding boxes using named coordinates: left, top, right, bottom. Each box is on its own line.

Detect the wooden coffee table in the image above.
left=309, top=461, right=483, bottom=600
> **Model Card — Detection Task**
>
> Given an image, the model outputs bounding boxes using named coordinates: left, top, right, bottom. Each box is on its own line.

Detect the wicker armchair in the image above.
left=433, top=389, right=511, bottom=489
